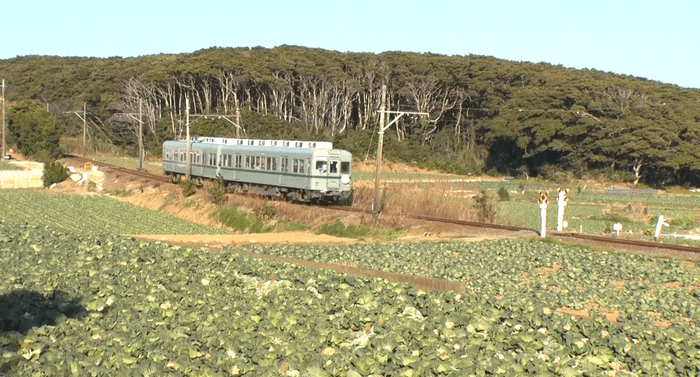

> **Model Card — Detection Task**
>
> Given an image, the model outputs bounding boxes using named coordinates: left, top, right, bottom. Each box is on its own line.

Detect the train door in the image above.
left=234, top=153, right=241, bottom=181
left=216, top=146, right=222, bottom=177
left=327, top=156, right=340, bottom=190
left=279, top=156, right=289, bottom=186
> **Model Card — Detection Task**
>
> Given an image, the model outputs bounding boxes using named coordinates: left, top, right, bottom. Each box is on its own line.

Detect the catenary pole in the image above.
left=373, top=84, right=387, bottom=214
left=185, top=98, right=191, bottom=181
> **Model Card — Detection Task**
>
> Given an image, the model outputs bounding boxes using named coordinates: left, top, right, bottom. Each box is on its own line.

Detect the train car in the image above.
left=163, top=137, right=352, bottom=204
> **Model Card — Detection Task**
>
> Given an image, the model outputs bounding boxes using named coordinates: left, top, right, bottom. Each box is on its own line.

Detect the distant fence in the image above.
left=0, top=171, right=43, bottom=188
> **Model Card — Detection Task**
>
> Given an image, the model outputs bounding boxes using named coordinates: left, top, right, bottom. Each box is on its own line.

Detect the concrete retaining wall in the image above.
left=0, top=171, right=43, bottom=188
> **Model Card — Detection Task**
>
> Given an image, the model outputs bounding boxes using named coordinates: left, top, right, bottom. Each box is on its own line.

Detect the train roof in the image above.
left=165, top=137, right=333, bottom=150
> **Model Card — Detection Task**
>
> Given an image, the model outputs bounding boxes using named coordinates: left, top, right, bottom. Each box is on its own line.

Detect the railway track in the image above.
left=63, top=155, right=172, bottom=184
left=329, top=206, right=700, bottom=255
left=62, top=155, right=700, bottom=255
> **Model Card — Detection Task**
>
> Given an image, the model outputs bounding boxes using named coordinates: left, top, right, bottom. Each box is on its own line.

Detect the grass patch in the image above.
left=668, top=214, right=698, bottom=230
left=274, top=221, right=310, bottom=232
left=81, top=155, right=163, bottom=173
left=372, top=227, right=405, bottom=241
left=182, top=200, right=194, bottom=208
left=0, top=161, right=23, bottom=171
left=317, top=220, right=370, bottom=239
left=109, top=188, right=133, bottom=197
left=590, top=213, right=636, bottom=224
left=214, top=206, right=268, bottom=233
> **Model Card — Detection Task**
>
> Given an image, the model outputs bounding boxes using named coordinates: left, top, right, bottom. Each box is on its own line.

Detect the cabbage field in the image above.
left=2, top=219, right=700, bottom=376
left=0, top=189, right=222, bottom=235
left=243, top=241, right=700, bottom=326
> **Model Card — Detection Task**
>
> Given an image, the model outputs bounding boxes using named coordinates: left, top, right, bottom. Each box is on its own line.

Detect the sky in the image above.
left=2, top=0, right=699, bottom=89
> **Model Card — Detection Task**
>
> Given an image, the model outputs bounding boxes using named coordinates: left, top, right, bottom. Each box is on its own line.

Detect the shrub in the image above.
left=209, top=176, right=227, bottom=205
left=317, top=220, right=369, bottom=239
left=215, top=207, right=266, bottom=233
left=472, top=190, right=496, bottom=223
left=254, top=201, right=275, bottom=221
left=181, top=179, right=196, bottom=197
left=42, top=160, right=69, bottom=187
left=497, top=186, right=510, bottom=201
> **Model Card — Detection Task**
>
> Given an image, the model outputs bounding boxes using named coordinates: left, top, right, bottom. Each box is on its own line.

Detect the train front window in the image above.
left=315, top=160, right=327, bottom=173
left=329, top=161, right=338, bottom=174
left=341, top=162, right=350, bottom=174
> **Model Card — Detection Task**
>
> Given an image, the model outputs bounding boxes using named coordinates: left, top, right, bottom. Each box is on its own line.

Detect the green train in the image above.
left=163, top=137, right=352, bottom=204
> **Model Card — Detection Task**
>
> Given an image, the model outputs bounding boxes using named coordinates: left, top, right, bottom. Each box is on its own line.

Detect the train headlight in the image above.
left=341, top=175, right=350, bottom=184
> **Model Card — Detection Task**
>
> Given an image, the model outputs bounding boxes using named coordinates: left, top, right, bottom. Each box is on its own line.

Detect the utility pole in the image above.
left=185, top=98, right=191, bottom=181
left=1, top=79, right=6, bottom=160
left=113, top=104, right=146, bottom=170
left=138, top=100, right=144, bottom=170
left=82, top=102, right=87, bottom=157
left=372, top=84, right=428, bottom=214
left=234, top=92, right=241, bottom=138
left=65, top=105, right=90, bottom=157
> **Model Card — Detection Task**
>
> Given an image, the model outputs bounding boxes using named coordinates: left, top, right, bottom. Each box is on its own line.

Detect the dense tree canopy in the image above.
left=1, top=46, right=699, bottom=185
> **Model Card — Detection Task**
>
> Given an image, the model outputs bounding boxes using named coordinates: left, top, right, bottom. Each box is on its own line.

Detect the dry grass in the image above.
left=352, top=181, right=478, bottom=221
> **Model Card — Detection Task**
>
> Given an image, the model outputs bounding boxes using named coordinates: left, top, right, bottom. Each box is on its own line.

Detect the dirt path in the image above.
left=132, top=232, right=358, bottom=248
left=131, top=231, right=521, bottom=250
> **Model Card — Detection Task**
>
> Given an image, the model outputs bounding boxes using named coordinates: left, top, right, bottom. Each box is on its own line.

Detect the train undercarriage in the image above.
left=166, top=172, right=352, bottom=205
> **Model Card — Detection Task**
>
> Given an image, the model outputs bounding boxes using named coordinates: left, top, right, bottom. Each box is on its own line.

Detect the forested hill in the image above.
left=1, top=45, right=700, bottom=186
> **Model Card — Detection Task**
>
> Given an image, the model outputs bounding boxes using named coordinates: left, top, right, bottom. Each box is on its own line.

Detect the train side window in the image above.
left=228, top=155, right=232, bottom=167
left=235, top=155, right=241, bottom=168
left=299, top=160, right=305, bottom=174
left=271, top=157, right=277, bottom=171
left=330, top=161, right=338, bottom=174
left=245, top=156, right=250, bottom=169
left=281, top=157, right=288, bottom=172
left=266, top=157, right=271, bottom=170
left=293, top=159, right=299, bottom=173
left=341, top=162, right=350, bottom=174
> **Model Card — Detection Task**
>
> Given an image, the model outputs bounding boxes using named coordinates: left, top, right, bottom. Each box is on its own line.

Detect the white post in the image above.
left=654, top=215, right=669, bottom=242
left=540, top=202, right=548, bottom=238
left=557, top=191, right=567, bottom=231
left=613, top=223, right=622, bottom=237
